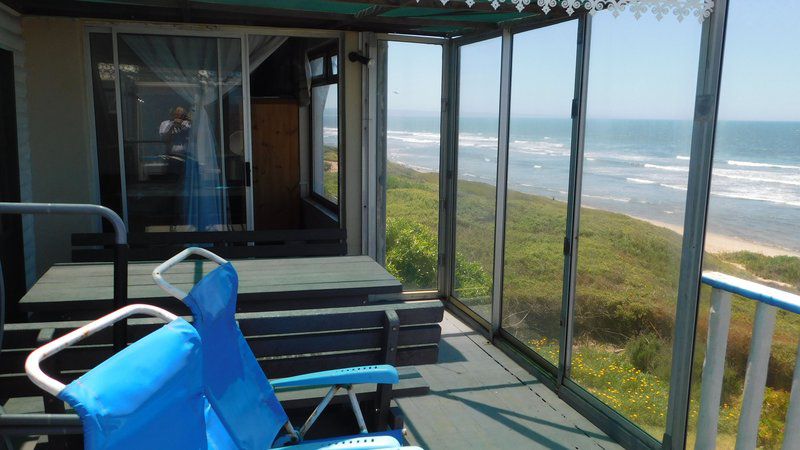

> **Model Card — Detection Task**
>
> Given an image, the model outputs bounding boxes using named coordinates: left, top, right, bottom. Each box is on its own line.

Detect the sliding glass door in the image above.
left=117, top=34, right=247, bottom=232
left=88, top=31, right=250, bottom=233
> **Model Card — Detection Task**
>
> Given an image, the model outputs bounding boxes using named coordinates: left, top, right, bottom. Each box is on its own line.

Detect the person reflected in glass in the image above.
left=159, top=106, right=191, bottom=181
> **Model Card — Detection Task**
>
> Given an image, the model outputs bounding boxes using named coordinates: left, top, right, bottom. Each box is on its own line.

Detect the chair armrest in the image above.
left=271, top=365, right=399, bottom=388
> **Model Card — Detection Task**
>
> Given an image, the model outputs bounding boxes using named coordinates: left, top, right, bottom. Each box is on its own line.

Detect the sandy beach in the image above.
left=632, top=216, right=800, bottom=258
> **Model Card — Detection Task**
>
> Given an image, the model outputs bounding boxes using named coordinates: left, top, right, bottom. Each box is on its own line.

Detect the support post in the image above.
left=695, top=288, right=732, bottom=450
left=490, top=28, right=513, bottom=337
left=559, top=13, right=591, bottom=387
left=440, top=40, right=459, bottom=300
left=735, top=302, right=777, bottom=450
left=376, top=309, right=399, bottom=430
left=663, top=1, right=729, bottom=447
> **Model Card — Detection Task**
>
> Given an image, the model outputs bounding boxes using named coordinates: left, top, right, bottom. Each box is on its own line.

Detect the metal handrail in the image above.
left=696, top=272, right=800, bottom=450
left=0, top=202, right=131, bottom=436
left=0, top=202, right=129, bottom=351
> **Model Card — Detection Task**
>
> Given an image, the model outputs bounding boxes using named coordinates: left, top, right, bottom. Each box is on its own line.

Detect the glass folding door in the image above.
left=451, top=37, right=502, bottom=321
left=500, top=21, right=579, bottom=367
left=569, top=10, right=702, bottom=439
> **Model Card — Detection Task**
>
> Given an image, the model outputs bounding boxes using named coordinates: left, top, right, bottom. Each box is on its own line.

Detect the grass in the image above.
left=322, top=146, right=339, bottom=201
left=384, top=162, right=800, bottom=448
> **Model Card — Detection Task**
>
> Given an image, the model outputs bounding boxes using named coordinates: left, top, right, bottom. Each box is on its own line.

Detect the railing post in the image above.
left=736, top=302, right=778, bottom=450
left=696, top=287, right=732, bottom=450
left=781, top=340, right=800, bottom=450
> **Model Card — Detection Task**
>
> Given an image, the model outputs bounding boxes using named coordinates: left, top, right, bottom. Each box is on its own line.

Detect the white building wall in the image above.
left=22, top=17, right=96, bottom=276
left=0, top=3, right=36, bottom=287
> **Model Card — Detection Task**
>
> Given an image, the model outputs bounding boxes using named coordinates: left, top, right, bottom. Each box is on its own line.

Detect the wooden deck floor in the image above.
left=397, top=312, right=624, bottom=450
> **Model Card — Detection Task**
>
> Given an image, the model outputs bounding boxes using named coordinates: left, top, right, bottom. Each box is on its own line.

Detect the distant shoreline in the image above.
left=630, top=215, right=800, bottom=258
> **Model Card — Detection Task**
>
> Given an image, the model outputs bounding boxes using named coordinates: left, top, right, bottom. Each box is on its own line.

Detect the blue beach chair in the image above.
left=25, top=304, right=210, bottom=449
left=153, top=248, right=419, bottom=450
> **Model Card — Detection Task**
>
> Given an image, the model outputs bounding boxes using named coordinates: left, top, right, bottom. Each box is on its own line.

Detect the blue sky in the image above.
left=386, top=0, right=799, bottom=122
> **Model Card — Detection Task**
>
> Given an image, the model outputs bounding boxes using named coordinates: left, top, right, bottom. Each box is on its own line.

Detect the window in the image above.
left=309, top=44, right=339, bottom=206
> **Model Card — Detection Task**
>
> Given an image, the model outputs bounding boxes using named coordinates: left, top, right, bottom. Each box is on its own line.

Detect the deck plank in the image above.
left=396, top=313, right=624, bottom=450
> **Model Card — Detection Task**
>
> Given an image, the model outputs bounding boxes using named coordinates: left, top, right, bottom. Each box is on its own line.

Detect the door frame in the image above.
left=373, top=33, right=448, bottom=299
left=0, top=47, right=26, bottom=319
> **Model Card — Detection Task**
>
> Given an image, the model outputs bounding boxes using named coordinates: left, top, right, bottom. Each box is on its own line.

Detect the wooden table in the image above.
left=20, top=256, right=402, bottom=318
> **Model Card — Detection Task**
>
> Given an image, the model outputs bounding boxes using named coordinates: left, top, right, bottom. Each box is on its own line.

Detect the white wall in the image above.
left=22, top=17, right=96, bottom=276
left=0, top=4, right=36, bottom=287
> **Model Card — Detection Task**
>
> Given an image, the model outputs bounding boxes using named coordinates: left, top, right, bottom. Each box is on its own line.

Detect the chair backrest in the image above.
left=182, top=262, right=289, bottom=449
left=58, top=318, right=207, bottom=449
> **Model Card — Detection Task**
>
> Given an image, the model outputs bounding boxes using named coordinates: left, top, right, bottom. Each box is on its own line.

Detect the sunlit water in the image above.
left=377, top=114, right=800, bottom=253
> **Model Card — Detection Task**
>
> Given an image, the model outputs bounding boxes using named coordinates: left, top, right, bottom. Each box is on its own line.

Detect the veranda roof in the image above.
left=7, top=0, right=574, bottom=37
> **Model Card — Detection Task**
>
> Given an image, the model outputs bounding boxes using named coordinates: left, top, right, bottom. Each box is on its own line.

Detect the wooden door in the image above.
left=250, top=98, right=301, bottom=229
left=0, top=48, right=25, bottom=320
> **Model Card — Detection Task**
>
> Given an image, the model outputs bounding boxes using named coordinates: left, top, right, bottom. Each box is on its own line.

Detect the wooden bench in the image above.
left=71, top=229, right=347, bottom=262
left=0, top=300, right=444, bottom=437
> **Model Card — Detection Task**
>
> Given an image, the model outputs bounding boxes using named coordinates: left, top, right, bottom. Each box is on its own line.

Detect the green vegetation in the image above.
left=384, top=162, right=800, bottom=448
left=322, top=146, right=338, bottom=201
left=723, top=251, right=800, bottom=291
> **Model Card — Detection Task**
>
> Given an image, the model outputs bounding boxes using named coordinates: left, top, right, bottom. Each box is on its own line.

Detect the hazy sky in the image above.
left=386, top=0, right=800, bottom=122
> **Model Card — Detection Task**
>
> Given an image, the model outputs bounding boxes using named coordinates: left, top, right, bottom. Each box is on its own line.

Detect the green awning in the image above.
left=72, top=0, right=562, bottom=36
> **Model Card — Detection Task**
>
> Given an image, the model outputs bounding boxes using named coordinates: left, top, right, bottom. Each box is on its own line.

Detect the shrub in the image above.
left=385, top=217, right=491, bottom=295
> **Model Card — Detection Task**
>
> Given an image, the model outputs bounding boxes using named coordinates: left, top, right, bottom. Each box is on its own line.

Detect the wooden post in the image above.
left=696, top=288, right=732, bottom=450
left=781, top=340, right=800, bottom=450
left=376, top=309, right=399, bottom=430
left=736, top=302, right=777, bottom=450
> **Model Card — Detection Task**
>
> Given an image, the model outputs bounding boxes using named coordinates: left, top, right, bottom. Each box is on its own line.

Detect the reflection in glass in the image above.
left=383, top=41, right=442, bottom=291
left=453, top=37, right=501, bottom=320
left=88, top=33, right=123, bottom=222
left=688, top=1, right=800, bottom=447
left=570, top=11, right=701, bottom=438
left=501, top=21, right=577, bottom=365
left=117, top=34, right=246, bottom=232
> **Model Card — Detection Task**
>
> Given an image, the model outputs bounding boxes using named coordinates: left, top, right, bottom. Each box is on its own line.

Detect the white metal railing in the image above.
left=696, top=272, right=800, bottom=450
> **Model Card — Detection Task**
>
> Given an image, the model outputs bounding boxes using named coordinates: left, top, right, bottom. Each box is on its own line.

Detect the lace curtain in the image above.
left=427, top=0, right=714, bottom=21
left=122, top=34, right=229, bottom=231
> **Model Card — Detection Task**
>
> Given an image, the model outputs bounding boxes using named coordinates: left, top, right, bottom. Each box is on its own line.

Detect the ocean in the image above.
left=381, top=114, right=800, bottom=253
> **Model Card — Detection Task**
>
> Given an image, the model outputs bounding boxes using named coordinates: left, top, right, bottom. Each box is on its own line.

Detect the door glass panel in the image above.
left=88, top=32, right=123, bottom=221
left=501, top=21, right=578, bottom=365
left=117, top=34, right=246, bottom=232
left=383, top=41, right=442, bottom=291
left=453, top=38, right=501, bottom=320
left=688, top=1, right=800, bottom=447
left=570, top=11, right=701, bottom=438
